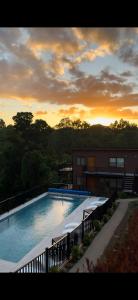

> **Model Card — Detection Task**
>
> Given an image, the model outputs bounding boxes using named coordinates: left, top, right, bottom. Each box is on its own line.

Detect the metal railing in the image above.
left=15, top=192, right=117, bottom=273
left=85, top=166, right=126, bottom=174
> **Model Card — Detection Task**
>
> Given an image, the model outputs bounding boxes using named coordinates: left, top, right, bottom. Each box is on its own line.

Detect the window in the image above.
left=109, top=157, right=124, bottom=168
left=117, top=158, right=124, bottom=168
left=76, top=157, right=86, bottom=166
left=109, top=158, right=116, bottom=167
left=81, top=157, right=86, bottom=166
left=77, top=157, right=81, bottom=165
left=76, top=176, right=83, bottom=185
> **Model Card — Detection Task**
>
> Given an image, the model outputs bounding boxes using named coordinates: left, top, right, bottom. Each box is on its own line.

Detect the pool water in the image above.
left=0, top=194, right=84, bottom=262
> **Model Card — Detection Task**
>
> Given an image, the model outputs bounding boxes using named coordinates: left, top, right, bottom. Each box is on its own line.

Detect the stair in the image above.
left=123, top=175, right=135, bottom=193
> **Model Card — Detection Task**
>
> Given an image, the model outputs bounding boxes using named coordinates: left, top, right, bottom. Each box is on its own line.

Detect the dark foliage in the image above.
left=0, top=114, right=138, bottom=201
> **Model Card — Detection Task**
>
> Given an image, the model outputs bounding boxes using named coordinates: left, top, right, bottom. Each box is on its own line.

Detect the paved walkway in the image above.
left=70, top=198, right=138, bottom=272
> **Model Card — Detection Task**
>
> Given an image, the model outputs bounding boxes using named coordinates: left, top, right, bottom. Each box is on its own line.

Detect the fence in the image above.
left=15, top=192, right=117, bottom=273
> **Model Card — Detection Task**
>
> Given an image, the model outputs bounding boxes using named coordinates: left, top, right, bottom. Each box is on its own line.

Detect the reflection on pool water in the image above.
left=0, top=194, right=85, bottom=262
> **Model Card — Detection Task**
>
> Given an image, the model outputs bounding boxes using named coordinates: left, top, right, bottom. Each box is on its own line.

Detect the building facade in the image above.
left=73, top=148, right=138, bottom=195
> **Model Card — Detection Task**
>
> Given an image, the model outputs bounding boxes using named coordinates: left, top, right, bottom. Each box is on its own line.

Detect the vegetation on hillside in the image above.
left=0, top=113, right=138, bottom=201
left=94, top=204, right=138, bottom=272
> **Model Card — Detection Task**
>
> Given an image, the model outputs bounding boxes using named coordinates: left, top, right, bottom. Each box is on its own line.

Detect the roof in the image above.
left=59, top=167, right=72, bottom=172
left=72, top=148, right=138, bottom=152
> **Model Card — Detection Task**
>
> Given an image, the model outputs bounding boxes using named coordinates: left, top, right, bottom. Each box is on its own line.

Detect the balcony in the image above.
left=84, top=166, right=135, bottom=177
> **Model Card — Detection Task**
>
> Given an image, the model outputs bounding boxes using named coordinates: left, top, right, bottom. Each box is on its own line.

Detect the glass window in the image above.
left=117, top=158, right=124, bottom=168
left=76, top=176, right=83, bottom=185
left=76, top=157, right=86, bottom=166
left=77, top=157, right=81, bottom=165
left=81, top=157, right=86, bottom=166
left=109, top=158, right=116, bottom=167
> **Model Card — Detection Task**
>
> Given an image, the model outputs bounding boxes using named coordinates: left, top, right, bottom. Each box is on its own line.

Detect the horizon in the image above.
left=1, top=28, right=138, bottom=126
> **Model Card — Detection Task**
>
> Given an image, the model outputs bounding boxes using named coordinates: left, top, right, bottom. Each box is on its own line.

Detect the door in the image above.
left=87, top=156, right=96, bottom=171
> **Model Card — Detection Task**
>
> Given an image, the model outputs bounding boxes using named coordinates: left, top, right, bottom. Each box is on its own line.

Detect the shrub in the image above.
left=118, top=191, right=128, bottom=199
left=83, top=233, right=92, bottom=246
left=107, top=207, right=114, bottom=216
left=49, top=265, right=60, bottom=272
left=102, top=214, right=110, bottom=223
left=112, top=202, right=118, bottom=210
left=71, top=245, right=83, bottom=262
left=93, top=220, right=102, bottom=231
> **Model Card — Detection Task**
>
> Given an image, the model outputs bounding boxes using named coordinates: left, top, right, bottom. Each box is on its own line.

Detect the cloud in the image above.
left=120, top=71, right=133, bottom=77
left=0, top=53, right=136, bottom=112
left=35, top=110, right=47, bottom=115
left=73, top=28, right=138, bottom=51
left=56, top=105, right=138, bottom=122
left=27, top=28, right=83, bottom=55
left=100, top=69, right=125, bottom=82
left=0, top=27, right=138, bottom=123
left=118, top=45, right=138, bottom=67
left=57, top=106, right=90, bottom=120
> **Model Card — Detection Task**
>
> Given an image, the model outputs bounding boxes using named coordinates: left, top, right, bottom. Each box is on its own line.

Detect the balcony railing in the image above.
left=84, top=166, right=126, bottom=173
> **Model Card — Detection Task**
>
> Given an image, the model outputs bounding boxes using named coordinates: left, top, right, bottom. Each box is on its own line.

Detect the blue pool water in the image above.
left=0, top=194, right=84, bottom=262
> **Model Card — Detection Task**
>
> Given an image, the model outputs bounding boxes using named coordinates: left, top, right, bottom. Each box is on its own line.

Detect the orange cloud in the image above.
left=35, top=110, right=47, bottom=115
left=1, top=27, right=138, bottom=125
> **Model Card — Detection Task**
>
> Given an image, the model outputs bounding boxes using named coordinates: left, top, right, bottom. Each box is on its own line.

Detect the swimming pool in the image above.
left=0, top=193, right=85, bottom=263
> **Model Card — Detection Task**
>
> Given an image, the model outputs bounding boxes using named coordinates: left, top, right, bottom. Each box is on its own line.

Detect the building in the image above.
left=72, top=148, right=138, bottom=195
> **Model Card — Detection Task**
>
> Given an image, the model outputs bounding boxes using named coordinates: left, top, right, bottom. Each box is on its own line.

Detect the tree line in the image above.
left=0, top=112, right=138, bottom=201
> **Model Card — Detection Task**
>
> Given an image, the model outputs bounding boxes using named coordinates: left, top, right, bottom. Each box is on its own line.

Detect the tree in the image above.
left=32, top=119, right=51, bottom=132
left=0, top=118, right=6, bottom=128
left=21, top=150, right=45, bottom=189
left=72, top=119, right=82, bottom=129
left=81, top=121, right=91, bottom=129
left=72, top=119, right=90, bottom=129
left=55, top=117, right=73, bottom=129
left=110, top=119, right=137, bottom=130
left=12, top=112, right=33, bottom=131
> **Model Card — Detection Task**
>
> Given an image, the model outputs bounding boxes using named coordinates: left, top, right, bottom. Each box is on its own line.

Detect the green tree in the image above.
left=72, top=119, right=82, bottom=129
left=12, top=112, right=34, bottom=131
left=110, top=119, right=137, bottom=130
left=32, top=119, right=51, bottom=132
left=55, top=117, right=73, bottom=129
left=21, top=150, right=42, bottom=189
left=0, top=118, right=6, bottom=128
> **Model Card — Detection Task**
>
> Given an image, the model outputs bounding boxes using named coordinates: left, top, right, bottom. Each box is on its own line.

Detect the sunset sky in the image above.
left=1, top=27, right=138, bottom=126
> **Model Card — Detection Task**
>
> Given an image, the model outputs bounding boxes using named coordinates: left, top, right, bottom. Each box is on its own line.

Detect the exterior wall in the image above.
left=73, top=149, right=138, bottom=194
left=86, top=176, right=97, bottom=192
left=73, top=149, right=138, bottom=174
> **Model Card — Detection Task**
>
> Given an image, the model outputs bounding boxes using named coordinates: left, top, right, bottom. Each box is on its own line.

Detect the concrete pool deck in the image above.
left=0, top=193, right=101, bottom=272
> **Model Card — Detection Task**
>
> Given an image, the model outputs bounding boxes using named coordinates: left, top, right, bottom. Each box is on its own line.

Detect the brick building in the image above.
left=73, top=148, right=138, bottom=195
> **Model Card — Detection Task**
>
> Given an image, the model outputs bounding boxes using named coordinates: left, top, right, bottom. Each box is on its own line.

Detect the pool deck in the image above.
left=0, top=194, right=100, bottom=272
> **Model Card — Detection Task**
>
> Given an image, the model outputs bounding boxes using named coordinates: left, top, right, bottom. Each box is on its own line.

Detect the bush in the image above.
left=93, top=220, right=102, bottom=231
left=71, top=245, right=83, bottom=262
left=49, top=265, right=60, bottom=272
left=83, top=233, right=92, bottom=246
left=118, top=191, right=129, bottom=199
left=102, top=214, right=110, bottom=223
left=112, top=202, right=118, bottom=210
left=107, top=207, right=114, bottom=216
